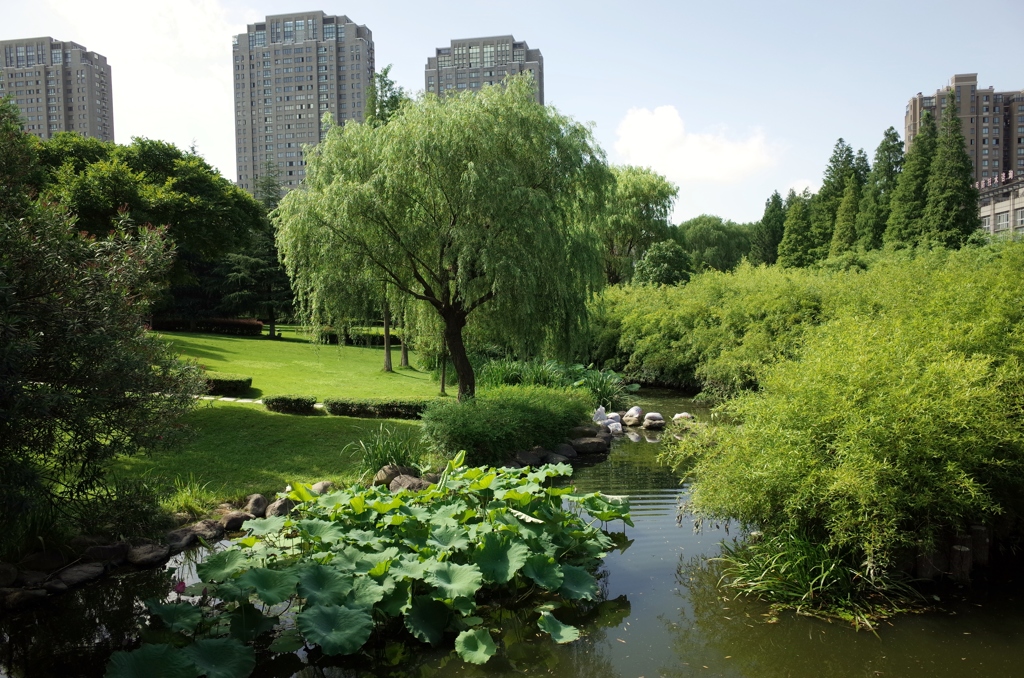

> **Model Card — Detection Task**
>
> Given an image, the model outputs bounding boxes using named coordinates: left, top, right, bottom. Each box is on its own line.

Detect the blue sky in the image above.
left=5, top=0, right=1023, bottom=222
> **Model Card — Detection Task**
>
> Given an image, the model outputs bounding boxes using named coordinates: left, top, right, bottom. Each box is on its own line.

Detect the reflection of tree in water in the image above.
left=661, top=553, right=888, bottom=678
left=0, top=568, right=174, bottom=677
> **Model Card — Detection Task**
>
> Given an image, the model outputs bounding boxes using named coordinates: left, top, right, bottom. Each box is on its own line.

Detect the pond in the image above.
left=3, top=390, right=1024, bottom=677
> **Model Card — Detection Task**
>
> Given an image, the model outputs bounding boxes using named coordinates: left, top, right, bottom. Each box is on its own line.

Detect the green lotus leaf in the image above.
left=346, top=575, right=386, bottom=608
left=228, top=602, right=277, bottom=642
left=144, top=600, right=202, bottom=634
left=316, top=489, right=351, bottom=508
left=296, top=564, right=354, bottom=606
left=371, top=496, right=404, bottom=513
left=558, top=565, right=598, bottom=601
left=212, top=581, right=248, bottom=603
left=331, top=545, right=370, bottom=572
left=181, top=638, right=256, bottom=678
left=296, top=604, right=373, bottom=656
left=522, top=554, right=564, bottom=590
left=105, top=644, right=197, bottom=678
left=404, top=596, right=449, bottom=645
left=427, top=525, right=470, bottom=552
left=454, top=628, right=497, bottom=665
left=241, top=516, right=287, bottom=536
left=236, top=567, right=298, bottom=606
left=424, top=561, right=483, bottom=600
left=267, top=628, right=305, bottom=654
left=287, top=482, right=317, bottom=503
left=378, top=579, right=412, bottom=617
left=345, top=529, right=379, bottom=546
left=399, top=504, right=432, bottom=522
left=297, top=519, right=347, bottom=544
left=196, top=550, right=248, bottom=583
left=473, top=534, right=530, bottom=584
left=390, top=556, right=428, bottom=581
left=537, top=611, right=580, bottom=644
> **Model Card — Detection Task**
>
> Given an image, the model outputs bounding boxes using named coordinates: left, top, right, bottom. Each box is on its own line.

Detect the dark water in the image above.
left=4, top=391, right=1024, bottom=677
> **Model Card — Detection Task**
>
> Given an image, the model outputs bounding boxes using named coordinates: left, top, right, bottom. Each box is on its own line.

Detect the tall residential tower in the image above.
left=0, top=37, right=113, bottom=141
left=424, top=36, right=543, bottom=104
left=232, top=11, right=374, bottom=193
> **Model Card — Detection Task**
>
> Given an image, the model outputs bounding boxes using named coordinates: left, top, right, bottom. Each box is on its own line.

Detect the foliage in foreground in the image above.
left=107, top=459, right=631, bottom=675
left=421, top=386, right=593, bottom=466
left=658, top=244, right=1024, bottom=611
left=477, top=358, right=638, bottom=410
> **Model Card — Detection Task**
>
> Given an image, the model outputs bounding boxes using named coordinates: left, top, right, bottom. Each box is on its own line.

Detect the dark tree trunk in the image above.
left=399, top=307, right=409, bottom=368
left=268, top=302, right=277, bottom=340
left=382, top=294, right=393, bottom=372
left=442, top=311, right=474, bottom=400
left=439, top=333, right=447, bottom=397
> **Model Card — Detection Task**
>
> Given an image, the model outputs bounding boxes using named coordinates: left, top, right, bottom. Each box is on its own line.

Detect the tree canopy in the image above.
left=674, top=214, right=754, bottom=272
left=885, top=112, right=937, bottom=248
left=275, top=76, right=610, bottom=398
left=597, top=165, right=677, bottom=283
left=922, top=90, right=979, bottom=247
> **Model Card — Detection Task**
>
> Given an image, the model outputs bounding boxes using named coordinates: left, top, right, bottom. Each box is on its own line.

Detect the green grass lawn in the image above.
left=114, top=401, right=431, bottom=505
left=159, top=328, right=442, bottom=401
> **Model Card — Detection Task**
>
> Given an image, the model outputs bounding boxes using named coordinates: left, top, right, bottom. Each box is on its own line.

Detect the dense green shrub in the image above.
left=151, top=317, right=264, bottom=336
left=477, top=358, right=637, bottom=410
left=205, top=372, right=253, bottom=396
left=659, top=244, right=1024, bottom=608
left=344, top=423, right=423, bottom=475
left=263, top=394, right=317, bottom=414
left=421, top=385, right=593, bottom=466
left=322, top=397, right=437, bottom=419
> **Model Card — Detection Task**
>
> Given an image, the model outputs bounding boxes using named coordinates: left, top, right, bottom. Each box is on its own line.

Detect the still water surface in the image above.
left=3, top=391, right=1024, bottom=677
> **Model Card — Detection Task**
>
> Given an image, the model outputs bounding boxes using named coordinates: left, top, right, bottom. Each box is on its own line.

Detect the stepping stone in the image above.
left=313, top=403, right=324, bottom=409
left=237, top=398, right=253, bottom=403
left=200, top=396, right=216, bottom=400
left=219, top=397, right=237, bottom=402
left=253, top=400, right=263, bottom=404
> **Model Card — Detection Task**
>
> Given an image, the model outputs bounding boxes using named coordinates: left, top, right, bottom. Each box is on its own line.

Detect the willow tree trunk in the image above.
left=399, top=308, right=409, bottom=368
left=439, top=333, right=447, bottom=397
left=442, top=311, right=475, bottom=400
left=382, top=294, right=393, bottom=372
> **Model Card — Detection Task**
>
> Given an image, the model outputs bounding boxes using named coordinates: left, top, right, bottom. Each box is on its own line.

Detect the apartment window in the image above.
left=284, top=21, right=294, bottom=42
left=983, top=160, right=989, bottom=166
left=1017, top=208, right=1024, bottom=228
left=984, top=106, right=990, bottom=113
left=983, top=127, right=989, bottom=135
left=982, top=215, right=992, bottom=230
left=483, top=44, right=495, bottom=67
left=995, top=212, right=1010, bottom=231
left=324, top=24, right=335, bottom=40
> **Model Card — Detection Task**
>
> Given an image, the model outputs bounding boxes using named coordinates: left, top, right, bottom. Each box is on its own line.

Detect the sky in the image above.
left=4, top=0, right=1023, bottom=223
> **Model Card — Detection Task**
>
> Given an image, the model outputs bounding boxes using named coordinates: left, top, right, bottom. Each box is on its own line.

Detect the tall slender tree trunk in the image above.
left=268, top=305, right=277, bottom=340
left=439, top=333, right=447, bottom=397
left=382, top=292, right=393, bottom=372
left=442, top=311, right=475, bottom=400
left=399, top=330, right=409, bottom=368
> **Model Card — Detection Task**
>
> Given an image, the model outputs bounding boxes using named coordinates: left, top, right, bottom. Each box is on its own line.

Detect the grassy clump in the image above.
left=421, top=385, right=593, bottom=466
left=478, top=358, right=637, bottom=410
left=344, top=423, right=424, bottom=478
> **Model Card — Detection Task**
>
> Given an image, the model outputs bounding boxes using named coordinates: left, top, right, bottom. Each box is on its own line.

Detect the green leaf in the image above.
left=105, top=644, right=197, bottom=678
left=424, top=561, right=483, bottom=599
left=537, top=611, right=580, bottom=644
left=144, top=600, right=202, bottom=634
left=404, top=596, right=450, bottom=645
left=196, top=550, right=247, bottom=583
left=228, top=603, right=277, bottom=642
left=473, top=534, right=530, bottom=584
left=267, top=629, right=305, bottom=654
left=296, top=564, right=354, bottom=606
left=181, top=638, right=256, bottom=678
left=454, top=628, right=497, bottom=665
left=236, top=568, right=298, bottom=605
left=287, top=482, right=317, bottom=503
left=378, top=579, right=412, bottom=617
left=241, top=516, right=286, bottom=536
left=427, top=525, right=470, bottom=552
left=346, top=575, right=386, bottom=608
left=296, top=604, right=373, bottom=656
left=297, top=519, right=347, bottom=544
left=558, top=565, right=598, bottom=601
left=522, top=554, right=564, bottom=590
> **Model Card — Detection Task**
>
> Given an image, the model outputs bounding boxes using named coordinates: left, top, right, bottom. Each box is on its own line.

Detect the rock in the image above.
left=622, top=415, right=642, bottom=427
left=15, top=570, right=47, bottom=587
left=57, top=562, right=105, bottom=587
left=373, top=465, right=420, bottom=487
left=591, top=405, right=607, bottom=423
left=502, top=460, right=524, bottom=469
left=220, top=511, right=254, bottom=532
left=0, top=563, right=17, bottom=588
left=569, top=425, right=600, bottom=439
left=605, top=412, right=622, bottom=424
left=608, top=422, right=623, bottom=435
left=190, top=520, right=226, bottom=543
left=423, top=473, right=440, bottom=484
left=642, top=418, right=666, bottom=431
left=166, top=527, right=197, bottom=554
left=19, top=551, right=65, bottom=573
left=127, top=543, right=170, bottom=568
left=553, top=443, right=578, bottom=459
left=597, top=431, right=613, bottom=445
left=545, top=453, right=570, bottom=464
left=516, top=449, right=544, bottom=466
left=625, top=405, right=644, bottom=419
left=389, top=475, right=432, bottom=493
left=265, top=498, right=296, bottom=517
left=69, top=535, right=110, bottom=552
left=43, top=579, right=69, bottom=594
left=644, top=412, right=664, bottom=422
left=243, top=494, right=269, bottom=518
left=570, top=437, right=610, bottom=455
left=4, top=588, right=46, bottom=609
left=83, top=542, right=129, bottom=565
left=311, top=480, right=335, bottom=495
left=626, top=431, right=642, bottom=443
left=643, top=433, right=662, bottom=443
left=598, top=423, right=612, bottom=435
left=673, top=412, right=694, bottom=421
left=217, top=503, right=234, bottom=510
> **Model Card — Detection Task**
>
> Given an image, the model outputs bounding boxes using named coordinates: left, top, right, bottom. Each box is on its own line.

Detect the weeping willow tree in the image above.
left=275, top=76, right=610, bottom=399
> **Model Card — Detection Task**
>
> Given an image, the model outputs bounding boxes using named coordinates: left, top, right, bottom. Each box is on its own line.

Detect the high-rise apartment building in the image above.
left=905, top=74, right=1024, bottom=182
left=425, top=36, right=543, bottom=105
left=0, top=37, right=113, bottom=141
left=233, top=11, right=374, bottom=193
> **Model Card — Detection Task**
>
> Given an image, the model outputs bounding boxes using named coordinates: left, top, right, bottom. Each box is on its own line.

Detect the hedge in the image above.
left=205, top=372, right=253, bottom=396
left=322, top=397, right=439, bottom=420
left=151, top=318, right=264, bottom=336
left=263, top=395, right=317, bottom=415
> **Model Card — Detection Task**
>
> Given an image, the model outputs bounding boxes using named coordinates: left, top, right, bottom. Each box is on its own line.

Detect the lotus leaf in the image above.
left=196, top=550, right=247, bottom=583
left=454, top=628, right=497, bottom=665
left=536, top=611, right=580, bottom=644
left=428, top=525, right=471, bottom=552
left=181, top=638, right=256, bottom=678
left=105, top=644, right=197, bottom=678
left=236, top=568, right=298, bottom=605
left=297, top=604, right=373, bottom=655
left=522, top=554, right=564, bottom=590
left=297, top=519, right=347, bottom=544
left=473, top=534, right=530, bottom=584
left=144, top=600, right=202, bottom=634
left=424, top=561, right=483, bottom=599
left=378, top=579, right=412, bottom=616
left=296, top=564, right=354, bottom=606
left=558, top=565, right=598, bottom=600
left=228, top=603, right=277, bottom=642
left=241, top=515, right=287, bottom=536
left=346, top=575, right=386, bottom=608
left=404, top=596, right=450, bottom=645
left=267, top=629, right=305, bottom=654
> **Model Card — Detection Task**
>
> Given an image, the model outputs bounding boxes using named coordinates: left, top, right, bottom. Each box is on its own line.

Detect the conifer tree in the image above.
left=777, top=191, right=815, bottom=268
left=885, top=112, right=937, bottom=248
left=856, top=127, right=904, bottom=250
left=808, top=139, right=855, bottom=261
left=828, top=175, right=860, bottom=257
left=922, top=90, right=980, bottom=247
left=749, top=190, right=786, bottom=265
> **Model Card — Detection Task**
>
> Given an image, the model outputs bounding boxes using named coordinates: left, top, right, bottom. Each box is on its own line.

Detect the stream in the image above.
left=3, top=390, right=1024, bottom=677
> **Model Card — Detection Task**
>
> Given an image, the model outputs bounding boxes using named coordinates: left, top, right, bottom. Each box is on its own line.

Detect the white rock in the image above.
left=592, top=406, right=607, bottom=423
left=673, top=412, right=695, bottom=421
left=644, top=412, right=664, bottom=422
left=608, top=422, right=623, bottom=435
left=606, top=412, right=622, bottom=423
left=625, top=406, right=643, bottom=418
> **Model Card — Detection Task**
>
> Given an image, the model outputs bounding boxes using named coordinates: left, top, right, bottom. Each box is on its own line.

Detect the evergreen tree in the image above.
left=922, top=91, right=980, bottom=248
left=853, top=149, right=871, bottom=186
left=855, top=127, right=904, bottom=250
left=808, top=139, right=855, bottom=261
left=749, top=191, right=786, bottom=265
left=365, top=65, right=409, bottom=129
left=885, top=112, right=937, bottom=248
left=828, top=174, right=860, bottom=257
left=777, top=191, right=815, bottom=268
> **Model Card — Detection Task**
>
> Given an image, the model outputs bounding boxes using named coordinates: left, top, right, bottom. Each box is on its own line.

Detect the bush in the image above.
left=263, top=394, right=317, bottom=414
left=322, top=397, right=437, bottom=419
left=205, top=372, right=253, bottom=396
left=151, top=317, right=264, bottom=336
left=344, top=423, right=423, bottom=476
left=421, top=385, right=592, bottom=466
left=477, top=358, right=636, bottom=410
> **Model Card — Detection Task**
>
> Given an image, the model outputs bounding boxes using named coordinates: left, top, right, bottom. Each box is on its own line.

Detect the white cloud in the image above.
left=613, top=105, right=776, bottom=184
